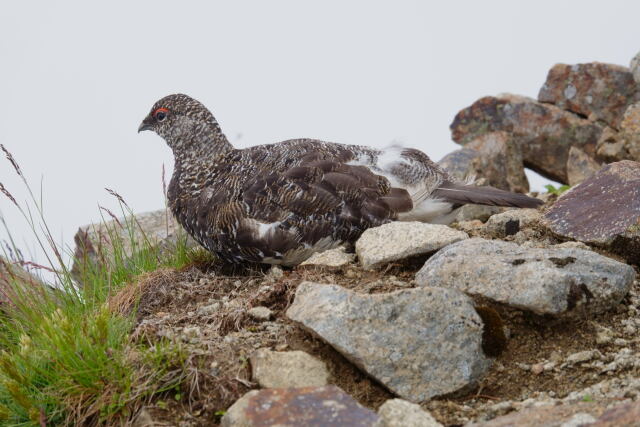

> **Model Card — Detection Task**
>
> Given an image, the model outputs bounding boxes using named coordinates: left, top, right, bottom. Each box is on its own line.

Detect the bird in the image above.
left=138, top=94, right=542, bottom=266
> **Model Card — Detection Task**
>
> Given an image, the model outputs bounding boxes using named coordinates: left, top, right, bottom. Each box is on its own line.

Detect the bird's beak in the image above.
left=138, top=116, right=153, bottom=133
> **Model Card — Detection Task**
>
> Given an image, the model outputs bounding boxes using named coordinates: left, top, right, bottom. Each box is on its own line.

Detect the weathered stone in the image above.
left=250, top=349, right=329, bottom=388
left=484, top=209, right=541, bottom=238
left=543, top=161, right=640, bottom=264
left=375, top=399, right=443, bottom=427
left=454, top=204, right=503, bottom=223
left=300, top=246, right=355, bottom=268
left=596, top=126, right=627, bottom=162
left=286, top=282, right=491, bottom=402
left=438, top=131, right=529, bottom=192
left=619, top=102, right=640, bottom=161
left=450, top=94, right=603, bottom=183
left=132, top=408, right=155, bottom=427
left=590, top=400, right=640, bottom=426
left=220, top=385, right=380, bottom=427
left=247, top=306, right=273, bottom=321
left=538, top=62, right=640, bottom=129
left=355, top=222, right=468, bottom=270
left=72, top=209, right=197, bottom=281
left=467, top=402, right=607, bottom=427
left=415, top=239, right=634, bottom=317
left=567, top=146, right=602, bottom=186
left=631, top=51, right=640, bottom=84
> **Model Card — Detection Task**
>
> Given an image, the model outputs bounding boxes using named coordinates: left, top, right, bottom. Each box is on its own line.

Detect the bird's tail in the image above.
left=431, top=181, right=543, bottom=208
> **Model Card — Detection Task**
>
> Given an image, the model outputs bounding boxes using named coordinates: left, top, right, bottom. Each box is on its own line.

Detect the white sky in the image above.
left=1, top=1, right=639, bottom=266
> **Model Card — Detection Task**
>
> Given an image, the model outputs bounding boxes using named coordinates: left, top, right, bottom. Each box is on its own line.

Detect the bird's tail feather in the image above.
left=431, top=182, right=543, bottom=208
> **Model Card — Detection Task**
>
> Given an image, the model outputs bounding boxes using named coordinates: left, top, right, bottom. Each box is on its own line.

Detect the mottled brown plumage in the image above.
left=139, top=94, right=542, bottom=265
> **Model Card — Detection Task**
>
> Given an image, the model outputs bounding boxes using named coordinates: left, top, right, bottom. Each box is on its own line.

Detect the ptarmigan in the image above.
left=139, top=94, right=542, bottom=265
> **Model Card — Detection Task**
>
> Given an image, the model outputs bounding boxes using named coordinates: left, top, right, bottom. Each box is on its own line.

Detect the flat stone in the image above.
left=300, top=246, right=355, bottom=268
left=450, top=94, right=603, bottom=183
left=415, top=239, right=634, bottom=317
left=375, top=399, right=443, bottom=427
left=590, top=400, right=640, bottom=426
left=286, top=282, right=491, bottom=402
left=543, top=160, right=640, bottom=264
left=247, top=306, right=273, bottom=321
left=438, top=131, right=529, bottom=192
left=538, top=62, right=640, bottom=129
left=483, top=209, right=541, bottom=238
left=467, top=402, right=607, bottom=427
left=355, top=222, right=468, bottom=270
left=566, top=146, right=602, bottom=186
left=250, top=349, right=329, bottom=388
left=220, top=385, right=380, bottom=427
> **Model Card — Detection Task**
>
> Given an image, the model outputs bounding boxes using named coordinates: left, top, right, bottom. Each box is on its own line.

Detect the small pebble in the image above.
left=248, top=306, right=273, bottom=321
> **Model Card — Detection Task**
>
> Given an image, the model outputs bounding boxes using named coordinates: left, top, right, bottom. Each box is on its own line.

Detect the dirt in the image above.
left=109, top=226, right=640, bottom=426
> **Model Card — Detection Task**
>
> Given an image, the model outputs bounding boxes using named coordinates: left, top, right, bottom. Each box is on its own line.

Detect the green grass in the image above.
left=544, top=183, right=571, bottom=195
left=0, top=145, right=200, bottom=425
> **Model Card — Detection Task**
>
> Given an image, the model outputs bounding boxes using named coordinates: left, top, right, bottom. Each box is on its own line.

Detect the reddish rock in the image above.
left=450, top=94, right=603, bottom=183
left=439, top=132, right=528, bottom=193
left=221, top=385, right=380, bottom=427
left=590, top=400, right=640, bottom=426
left=619, top=102, right=640, bottom=161
left=543, top=160, right=640, bottom=264
left=538, top=62, right=640, bottom=129
left=566, top=146, right=602, bottom=186
left=467, top=402, right=605, bottom=427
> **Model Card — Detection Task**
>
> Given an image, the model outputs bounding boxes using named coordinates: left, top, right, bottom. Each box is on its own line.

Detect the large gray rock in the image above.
left=355, top=222, right=468, bottom=270
left=450, top=94, right=603, bottom=184
left=543, top=161, right=640, bottom=264
left=438, top=131, right=529, bottom=193
left=376, top=399, right=443, bottom=427
left=221, top=385, right=380, bottom=427
left=250, top=349, right=329, bottom=388
left=415, top=239, right=635, bottom=317
left=286, top=282, right=491, bottom=402
left=538, top=62, right=640, bottom=129
left=72, top=209, right=197, bottom=280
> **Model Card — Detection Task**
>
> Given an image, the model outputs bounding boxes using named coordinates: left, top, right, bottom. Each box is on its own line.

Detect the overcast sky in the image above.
left=1, top=1, right=639, bottom=267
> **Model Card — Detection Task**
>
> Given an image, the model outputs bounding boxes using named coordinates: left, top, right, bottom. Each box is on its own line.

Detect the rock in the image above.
left=250, top=349, right=329, bottom=388
left=132, top=408, right=155, bottom=427
left=566, top=146, right=602, bottom=186
left=566, top=350, right=600, bottom=364
left=415, top=239, right=634, bottom=317
left=631, top=51, right=640, bottom=84
left=538, top=62, right=640, bottom=129
left=0, top=256, right=50, bottom=304
left=300, top=246, right=355, bottom=268
left=466, top=402, right=606, bottom=427
left=355, top=222, right=468, bottom=270
left=619, top=102, right=640, bottom=161
left=72, top=209, right=197, bottom=282
left=590, top=400, right=640, bottom=426
left=438, top=131, right=529, bottom=193
left=484, top=209, right=541, bottom=238
left=596, top=126, right=627, bottom=162
left=220, top=385, right=380, bottom=427
left=543, top=160, right=640, bottom=264
left=286, top=282, right=491, bottom=402
left=247, top=306, right=273, bottom=321
left=375, top=399, right=443, bottom=427
left=450, top=94, right=603, bottom=183
left=454, top=205, right=503, bottom=223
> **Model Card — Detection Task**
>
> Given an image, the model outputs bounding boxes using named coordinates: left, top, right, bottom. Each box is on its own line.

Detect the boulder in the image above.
left=221, top=385, right=380, bottom=427
left=566, top=146, right=602, bottom=186
left=300, top=246, right=355, bottom=268
left=355, top=222, right=468, bottom=270
left=543, top=160, right=640, bottom=264
left=286, top=282, right=491, bottom=402
left=538, top=62, right=640, bottom=129
left=375, top=399, right=443, bottom=427
left=596, top=126, right=627, bottom=162
left=631, top=51, right=640, bottom=84
left=590, top=400, right=640, bottom=426
left=450, top=94, right=603, bottom=183
left=250, top=349, right=329, bottom=388
left=438, top=131, right=529, bottom=193
left=72, top=209, right=197, bottom=280
left=415, top=239, right=634, bottom=317
left=618, top=102, right=640, bottom=161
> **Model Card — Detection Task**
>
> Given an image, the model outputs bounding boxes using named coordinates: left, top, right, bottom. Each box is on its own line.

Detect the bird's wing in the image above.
left=218, top=148, right=413, bottom=263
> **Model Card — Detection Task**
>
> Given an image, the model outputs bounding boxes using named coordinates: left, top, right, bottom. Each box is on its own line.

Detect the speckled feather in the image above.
left=140, top=94, right=542, bottom=265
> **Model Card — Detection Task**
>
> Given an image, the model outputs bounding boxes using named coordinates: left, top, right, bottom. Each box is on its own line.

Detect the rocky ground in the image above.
left=6, top=54, right=640, bottom=426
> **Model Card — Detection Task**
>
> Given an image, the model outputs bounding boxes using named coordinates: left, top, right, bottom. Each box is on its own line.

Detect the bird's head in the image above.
left=138, top=94, right=229, bottom=155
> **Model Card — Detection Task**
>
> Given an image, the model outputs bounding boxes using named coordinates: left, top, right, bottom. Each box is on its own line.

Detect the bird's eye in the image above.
left=154, top=108, right=169, bottom=122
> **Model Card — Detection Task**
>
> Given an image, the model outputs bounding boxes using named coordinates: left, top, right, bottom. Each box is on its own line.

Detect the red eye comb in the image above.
left=153, top=107, right=169, bottom=115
